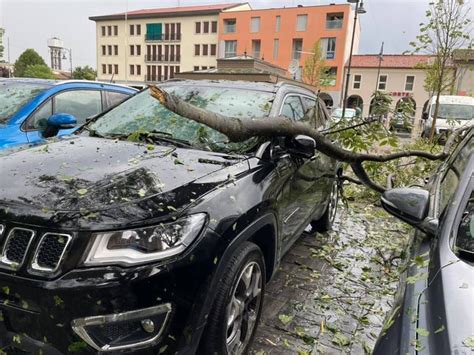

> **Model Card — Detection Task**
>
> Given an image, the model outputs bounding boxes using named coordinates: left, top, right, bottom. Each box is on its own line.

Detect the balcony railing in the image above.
left=326, top=19, right=343, bottom=29
left=145, top=54, right=181, bottom=63
left=145, top=33, right=182, bottom=42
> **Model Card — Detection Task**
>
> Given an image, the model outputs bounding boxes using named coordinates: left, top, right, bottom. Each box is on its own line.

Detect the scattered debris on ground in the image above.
left=251, top=202, right=412, bottom=354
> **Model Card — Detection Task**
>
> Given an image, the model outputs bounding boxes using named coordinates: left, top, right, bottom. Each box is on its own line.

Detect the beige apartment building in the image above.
left=344, top=55, right=434, bottom=128
left=89, top=3, right=250, bottom=86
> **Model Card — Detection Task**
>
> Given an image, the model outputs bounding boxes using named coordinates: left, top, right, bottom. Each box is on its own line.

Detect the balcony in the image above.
left=145, top=54, right=181, bottom=63
left=145, top=33, right=182, bottom=42
left=326, top=19, right=343, bottom=29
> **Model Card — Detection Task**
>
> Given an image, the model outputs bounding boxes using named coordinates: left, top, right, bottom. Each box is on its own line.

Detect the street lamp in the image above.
left=61, top=48, right=73, bottom=78
left=341, top=0, right=366, bottom=120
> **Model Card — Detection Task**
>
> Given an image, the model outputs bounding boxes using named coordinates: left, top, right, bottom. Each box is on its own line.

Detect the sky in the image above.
left=0, top=0, right=443, bottom=68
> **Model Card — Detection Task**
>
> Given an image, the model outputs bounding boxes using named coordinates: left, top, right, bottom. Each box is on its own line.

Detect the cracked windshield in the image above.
left=0, top=0, right=473, bottom=354
left=90, top=86, right=274, bottom=152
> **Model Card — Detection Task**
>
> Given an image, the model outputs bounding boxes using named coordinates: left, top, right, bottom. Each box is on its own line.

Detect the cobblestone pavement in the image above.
left=250, top=202, right=412, bottom=355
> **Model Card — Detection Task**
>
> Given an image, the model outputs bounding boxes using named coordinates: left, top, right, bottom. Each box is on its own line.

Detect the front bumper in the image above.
left=0, top=229, right=221, bottom=354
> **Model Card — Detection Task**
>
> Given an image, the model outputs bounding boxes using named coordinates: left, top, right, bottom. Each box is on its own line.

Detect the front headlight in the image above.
left=84, top=214, right=207, bottom=266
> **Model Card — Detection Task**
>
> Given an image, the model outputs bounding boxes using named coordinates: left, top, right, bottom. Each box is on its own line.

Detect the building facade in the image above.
left=344, top=55, right=434, bottom=130
left=218, top=4, right=359, bottom=105
left=89, top=3, right=250, bottom=86
left=0, top=28, right=5, bottom=62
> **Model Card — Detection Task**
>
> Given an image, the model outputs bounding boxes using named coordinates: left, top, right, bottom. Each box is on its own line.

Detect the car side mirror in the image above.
left=381, top=188, right=438, bottom=235
left=43, top=113, right=77, bottom=138
left=288, top=135, right=316, bottom=159
left=422, top=112, right=429, bottom=120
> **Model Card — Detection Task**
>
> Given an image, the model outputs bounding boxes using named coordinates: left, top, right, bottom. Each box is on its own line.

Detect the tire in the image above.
left=199, top=242, right=266, bottom=355
left=311, top=180, right=338, bottom=232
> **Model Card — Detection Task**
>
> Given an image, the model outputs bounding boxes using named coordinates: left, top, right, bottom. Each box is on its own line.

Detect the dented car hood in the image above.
left=0, top=136, right=248, bottom=228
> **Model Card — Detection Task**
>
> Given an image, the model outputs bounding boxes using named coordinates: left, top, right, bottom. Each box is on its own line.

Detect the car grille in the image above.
left=32, top=233, right=72, bottom=272
left=0, top=228, right=35, bottom=268
left=0, top=226, right=72, bottom=274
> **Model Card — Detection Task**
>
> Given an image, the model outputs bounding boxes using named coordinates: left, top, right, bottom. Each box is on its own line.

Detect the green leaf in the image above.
left=434, top=325, right=445, bottom=334
left=416, top=327, right=430, bottom=337
left=463, top=336, right=474, bottom=349
left=68, top=341, right=88, bottom=352
left=278, top=314, right=293, bottom=325
left=76, top=188, right=88, bottom=196
left=332, top=332, right=350, bottom=347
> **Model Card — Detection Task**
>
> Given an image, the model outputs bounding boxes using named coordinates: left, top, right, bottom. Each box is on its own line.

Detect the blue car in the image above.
left=0, top=79, right=137, bottom=150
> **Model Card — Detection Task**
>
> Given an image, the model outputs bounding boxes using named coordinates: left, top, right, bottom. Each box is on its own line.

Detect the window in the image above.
left=146, top=23, right=163, bottom=41
left=292, top=39, right=303, bottom=60
left=104, top=92, right=129, bottom=109
left=296, top=15, right=308, bottom=31
left=273, top=39, right=279, bottom=60
left=322, top=38, right=336, bottom=59
left=108, top=64, right=113, bottom=74
left=203, top=44, right=209, bottom=56
left=130, top=24, right=134, bottom=36
left=455, top=189, right=474, bottom=256
left=108, top=45, right=112, bottom=56
left=101, top=26, right=106, bottom=36
left=137, top=25, right=141, bottom=35
left=114, top=64, right=119, bottom=74
left=378, top=75, right=388, bottom=90
left=224, top=19, right=236, bottom=33
left=405, top=75, right=415, bottom=91
left=114, top=26, right=118, bottom=36
left=281, top=96, right=305, bottom=120
left=203, top=21, right=209, bottom=34
left=211, top=21, right=218, bottom=33
left=107, top=26, right=112, bottom=36
left=201, top=66, right=208, bottom=70
left=251, top=17, right=260, bottom=33
left=252, top=40, right=261, bottom=59
left=195, top=22, right=201, bottom=34
left=275, top=16, right=281, bottom=32
left=353, top=74, right=362, bottom=89
left=101, top=45, right=106, bottom=56
left=55, top=90, right=102, bottom=125
left=325, top=67, right=338, bottom=86
left=194, top=44, right=200, bottom=56
left=25, top=99, right=52, bottom=130
left=302, top=97, right=327, bottom=129
left=130, top=45, right=135, bottom=56
left=130, top=64, right=135, bottom=75
left=224, top=40, right=237, bottom=58
left=210, top=44, right=217, bottom=56
left=438, top=139, right=473, bottom=214
left=102, top=64, right=106, bottom=74
left=137, top=65, right=141, bottom=75
left=136, top=45, right=141, bottom=56
left=194, top=66, right=199, bottom=71
left=114, top=45, right=118, bottom=56
left=326, top=13, right=343, bottom=29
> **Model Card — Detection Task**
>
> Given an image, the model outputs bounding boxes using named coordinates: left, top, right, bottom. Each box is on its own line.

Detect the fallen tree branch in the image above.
left=149, top=86, right=452, bottom=193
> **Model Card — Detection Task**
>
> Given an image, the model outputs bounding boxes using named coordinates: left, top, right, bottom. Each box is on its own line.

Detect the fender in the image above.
left=177, top=213, right=278, bottom=354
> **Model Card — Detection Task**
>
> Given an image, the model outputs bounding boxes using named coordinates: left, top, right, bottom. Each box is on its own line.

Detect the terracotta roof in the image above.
left=349, top=55, right=433, bottom=69
left=90, top=3, right=245, bottom=21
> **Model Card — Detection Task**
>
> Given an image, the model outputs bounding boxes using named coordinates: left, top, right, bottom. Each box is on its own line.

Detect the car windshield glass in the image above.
left=0, top=81, right=49, bottom=123
left=89, top=85, right=274, bottom=153
left=433, top=104, right=473, bottom=120
left=332, top=108, right=356, bottom=119
left=456, top=190, right=474, bottom=256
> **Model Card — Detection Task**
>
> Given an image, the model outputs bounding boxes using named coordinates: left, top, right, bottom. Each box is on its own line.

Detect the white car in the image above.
left=331, top=108, right=357, bottom=121
left=422, top=95, right=474, bottom=137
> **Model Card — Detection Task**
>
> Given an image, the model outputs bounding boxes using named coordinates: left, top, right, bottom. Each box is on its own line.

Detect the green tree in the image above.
left=302, top=41, right=334, bottom=89
left=14, top=49, right=48, bottom=77
left=23, top=64, right=55, bottom=79
left=410, top=0, right=472, bottom=141
left=72, top=65, right=97, bottom=81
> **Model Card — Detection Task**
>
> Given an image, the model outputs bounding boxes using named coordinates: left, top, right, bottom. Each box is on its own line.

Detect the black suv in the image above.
left=0, top=80, right=340, bottom=354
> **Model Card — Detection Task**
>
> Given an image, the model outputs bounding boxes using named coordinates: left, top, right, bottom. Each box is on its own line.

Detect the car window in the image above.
left=438, top=138, right=473, bottom=214
left=55, top=90, right=102, bottom=125
left=105, top=91, right=130, bottom=109
left=281, top=95, right=305, bottom=120
left=25, top=99, right=53, bottom=130
left=302, top=97, right=327, bottom=129
left=0, top=82, right=49, bottom=124
left=455, top=189, right=474, bottom=257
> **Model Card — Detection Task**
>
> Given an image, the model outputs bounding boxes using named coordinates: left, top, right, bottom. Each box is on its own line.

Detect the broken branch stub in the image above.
left=149, top=85, right=450, bottom=193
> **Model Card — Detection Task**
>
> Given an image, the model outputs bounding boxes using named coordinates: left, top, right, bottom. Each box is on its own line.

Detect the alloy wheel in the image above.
left=226, top=261, right=263, bottom=355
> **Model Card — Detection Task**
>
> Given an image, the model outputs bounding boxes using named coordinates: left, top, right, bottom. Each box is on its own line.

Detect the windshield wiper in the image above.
left=146, top=132, right=194, bottom=148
